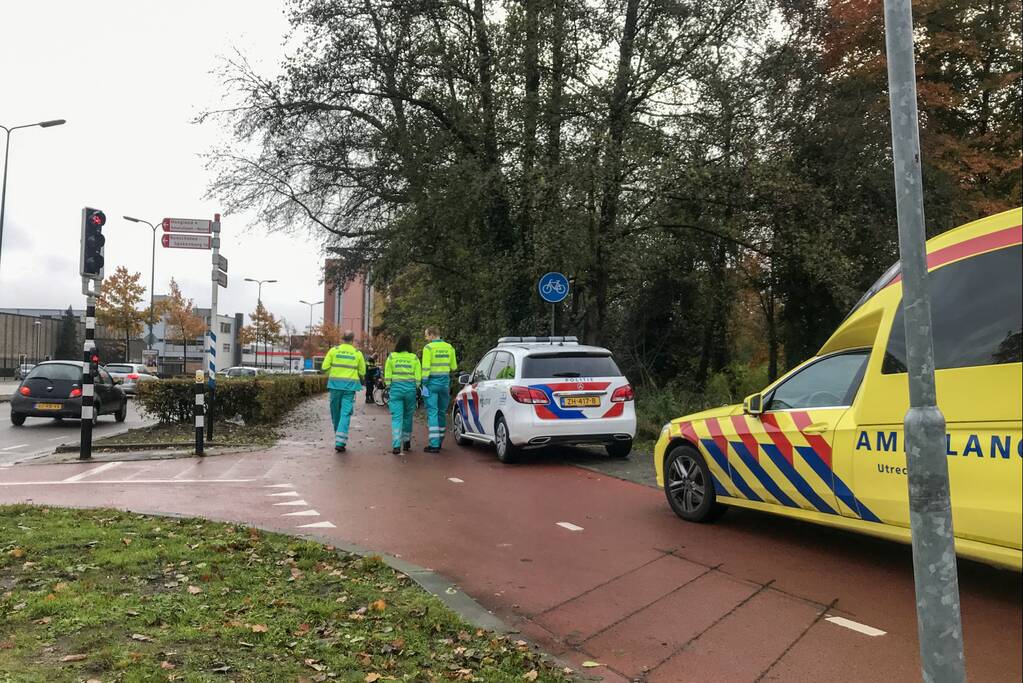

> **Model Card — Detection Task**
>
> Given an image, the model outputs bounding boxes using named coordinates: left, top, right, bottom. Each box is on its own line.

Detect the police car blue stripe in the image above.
left=796, top=445, right=881, bottom=523
left=457, top=397, right=473, bottom=433
left=730, top=441, right=800, bottom=509
left=701, top=439, right=763, bottom=503
left=761, top=443, right=837, bottom=515
left=531, top=385, right=587, bottom=419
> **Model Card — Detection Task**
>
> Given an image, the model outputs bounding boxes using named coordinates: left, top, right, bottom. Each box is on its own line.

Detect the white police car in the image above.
left=451, top=337, right=636, bottom=462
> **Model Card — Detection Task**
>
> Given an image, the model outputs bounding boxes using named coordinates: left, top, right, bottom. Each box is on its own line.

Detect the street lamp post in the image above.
left=299, top=299, right=323, bottom=372
left=0, top=119, right=66, bottom=275
left=244, top=277, right=277, bottom=369
left=33, top=320, right=41, bottom=365
left=298, top=299, right=324, bottom=335
left=123, top=217, right=159, bottom=353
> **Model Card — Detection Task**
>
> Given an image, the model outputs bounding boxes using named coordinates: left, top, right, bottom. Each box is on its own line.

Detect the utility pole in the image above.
left=882, top=1, right=965, bottom=681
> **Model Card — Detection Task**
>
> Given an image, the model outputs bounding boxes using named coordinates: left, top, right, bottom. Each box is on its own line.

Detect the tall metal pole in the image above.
left=0, top=120, right=65, bottom=275
left=206, top=214, right=221, bottom=441
left=882, top=2, right=965, bottom=681
left=149, top=224, right=156, bottom=349
left=80, top=281, right=99, bottom=460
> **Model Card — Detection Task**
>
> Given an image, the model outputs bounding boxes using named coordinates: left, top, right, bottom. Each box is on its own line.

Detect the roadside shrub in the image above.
left=136, top=375, right=328, bottom=425
left=634, top=362, right=770, bottom=445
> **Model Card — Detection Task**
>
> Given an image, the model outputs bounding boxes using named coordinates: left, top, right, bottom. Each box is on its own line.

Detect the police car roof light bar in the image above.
left=497, top=336, right=579, bottom=345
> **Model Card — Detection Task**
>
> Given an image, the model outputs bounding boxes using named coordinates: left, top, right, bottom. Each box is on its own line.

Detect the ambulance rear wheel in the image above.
left=494, top=415, right=520, bottom=464
left=664, top=444, right=725, bottom=522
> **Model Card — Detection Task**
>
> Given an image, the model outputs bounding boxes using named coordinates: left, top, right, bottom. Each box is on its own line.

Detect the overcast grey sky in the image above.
left=0, top=1, right=328, bottom=331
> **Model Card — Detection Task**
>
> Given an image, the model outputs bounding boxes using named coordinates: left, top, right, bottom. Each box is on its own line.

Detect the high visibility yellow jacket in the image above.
left=322, top=343, right=366, bottom=390
left=384, top=351, right=422, bottom=387
left=421, top=339, right=457, bottom=383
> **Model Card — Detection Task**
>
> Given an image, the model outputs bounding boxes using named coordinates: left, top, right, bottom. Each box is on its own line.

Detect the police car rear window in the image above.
left=521, top=353, right=621, bottom=378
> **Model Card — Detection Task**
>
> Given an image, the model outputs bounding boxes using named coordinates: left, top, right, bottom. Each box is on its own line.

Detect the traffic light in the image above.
left=89, top=352, right=100, bottom=378
left=80, top=207, right=106, bottom=279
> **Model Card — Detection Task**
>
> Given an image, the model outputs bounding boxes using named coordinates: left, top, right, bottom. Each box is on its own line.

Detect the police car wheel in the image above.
left=495, top=416, right=520, bottom=464
left=453, top=409, right=471, bottom=447
left=664, top=444, right=724, bottom=523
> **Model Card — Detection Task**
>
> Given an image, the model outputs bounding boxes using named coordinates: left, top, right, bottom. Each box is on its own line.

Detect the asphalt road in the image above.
left=0, top=396, right=1018, bottom=682
left=0, top=399, right=151, bottom=464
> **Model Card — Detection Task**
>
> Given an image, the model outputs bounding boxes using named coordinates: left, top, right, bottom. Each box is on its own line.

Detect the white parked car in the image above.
left=452, top=336, right=636, bottom=463
left=104, top=362, right=160, bottom=396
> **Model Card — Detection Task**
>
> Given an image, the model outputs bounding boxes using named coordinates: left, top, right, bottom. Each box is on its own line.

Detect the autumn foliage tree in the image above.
left=96, top=266, right=147, bottom=362
left=239, top=301, right=283, bottom=368
left=161, top=279, right=206, bottom=372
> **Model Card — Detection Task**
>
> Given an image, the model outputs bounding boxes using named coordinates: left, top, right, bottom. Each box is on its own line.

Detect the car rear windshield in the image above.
left=521, top=353, right=621, bottom=378
left=25, top=364, right=81, bottom=381
left=105, top=364, right=134, bottom=373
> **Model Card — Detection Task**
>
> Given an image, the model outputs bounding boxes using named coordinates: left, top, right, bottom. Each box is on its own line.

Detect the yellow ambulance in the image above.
left=654, top=208, right=1022, bottom=570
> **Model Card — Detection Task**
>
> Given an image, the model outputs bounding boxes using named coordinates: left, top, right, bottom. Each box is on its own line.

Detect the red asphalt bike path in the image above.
left=0, top=401, right=1019, bottom=682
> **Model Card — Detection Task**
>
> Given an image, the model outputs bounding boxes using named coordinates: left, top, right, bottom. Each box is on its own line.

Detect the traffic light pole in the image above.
left=882, top=1, right=966, bottom=681
left=79, top=278, right=100, bottom=461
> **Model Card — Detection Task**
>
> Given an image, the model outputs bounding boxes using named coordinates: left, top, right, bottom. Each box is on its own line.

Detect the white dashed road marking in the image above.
left=282, top=509, right=320, bottom=517
left=0, top=479, right=256, bottom=486
left=267, top=491, right=299, bottom=497
left=556, top=522, right=584, bottom=532
left=272, top=499, right=308, bottom=506
left=826, top=616, right=887, bottom=637
left=263, top=483, right=292, bottom=488
left=448, top=477, right=464, bottom=484
left=298, top=521, right=336, bottom=529
left=1, top=444, right=28, bottom=451
left=62, top=461, right=122, bottom=482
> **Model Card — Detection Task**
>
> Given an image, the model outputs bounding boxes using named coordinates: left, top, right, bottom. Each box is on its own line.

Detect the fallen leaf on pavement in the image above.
left=60, top=654, right=88, bottom=662
left=581, top=660, right=603, bottom=668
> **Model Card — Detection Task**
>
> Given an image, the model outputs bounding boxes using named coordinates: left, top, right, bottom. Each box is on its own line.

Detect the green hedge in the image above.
left=135, top=375, right=329, bottom=425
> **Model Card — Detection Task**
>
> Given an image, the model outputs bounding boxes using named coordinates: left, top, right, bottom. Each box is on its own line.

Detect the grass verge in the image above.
left=0, top=506, right=570, bottom=682
left=95, top=422, right=278, bottom=448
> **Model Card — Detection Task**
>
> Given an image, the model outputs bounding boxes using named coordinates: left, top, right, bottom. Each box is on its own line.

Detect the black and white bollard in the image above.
left=194, top=370, right=205, bottom=456
left=79, top=297, right=97, bottom=461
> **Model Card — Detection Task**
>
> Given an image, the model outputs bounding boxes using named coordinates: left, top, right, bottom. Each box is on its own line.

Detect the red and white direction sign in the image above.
left=162, top=234, right=212, bottom=250
left=162, top=217, right=211, bottom=233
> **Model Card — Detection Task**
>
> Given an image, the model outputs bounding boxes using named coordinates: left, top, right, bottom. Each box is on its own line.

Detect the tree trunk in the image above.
left=591, top=0, right=641, bottom=345
left=520, top=0, right=541, bottom=240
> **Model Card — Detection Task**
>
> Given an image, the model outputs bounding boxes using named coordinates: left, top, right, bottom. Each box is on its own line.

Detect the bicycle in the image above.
left=541, top=279, right=566, bottom=296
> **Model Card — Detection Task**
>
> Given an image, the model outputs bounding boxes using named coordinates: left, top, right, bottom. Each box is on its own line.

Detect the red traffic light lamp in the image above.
left=80, top=207, right=106, bottom=279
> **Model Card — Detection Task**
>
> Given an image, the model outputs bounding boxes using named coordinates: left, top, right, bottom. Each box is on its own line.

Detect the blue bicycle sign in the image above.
left=538, top=272, right=570, bottom=303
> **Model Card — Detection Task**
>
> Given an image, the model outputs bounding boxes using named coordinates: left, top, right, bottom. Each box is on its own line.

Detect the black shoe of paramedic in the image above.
left=424, top=446, right=440, bottom=454
left=402, top=441, right=411, bottom=452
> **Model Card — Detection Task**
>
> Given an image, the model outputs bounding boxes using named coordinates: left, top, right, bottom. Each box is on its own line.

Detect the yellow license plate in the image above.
left=35, top=403, right=62, bottom=410
left=562, top=396, right=600, bottom=408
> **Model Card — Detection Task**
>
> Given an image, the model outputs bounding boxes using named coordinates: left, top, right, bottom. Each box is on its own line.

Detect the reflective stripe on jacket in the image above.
left=421, top=339, right=457, bottom=379
left=322, top=344, right=367, bottom=383
left=384, top=351, right=422, bottom=386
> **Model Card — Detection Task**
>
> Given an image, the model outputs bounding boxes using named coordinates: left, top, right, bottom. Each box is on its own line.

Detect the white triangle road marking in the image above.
left=557, top=522, right=584, bottom=532
left=448, top=477, right=464, bottom=484
left=282, top=509, right=320, bottom=517
left=267, top=491, right=299, bottom=497
left=273, top=500, right=308, bottom=506
left=298, top=521, right=336, bottom=529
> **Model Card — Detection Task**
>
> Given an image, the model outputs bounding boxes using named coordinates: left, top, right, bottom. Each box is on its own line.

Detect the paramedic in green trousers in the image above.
left=384, top=334, right=422, bottom=455
left=321, top=330, right=366, bottom=452
left=420, top=327, right=458, bottom=453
